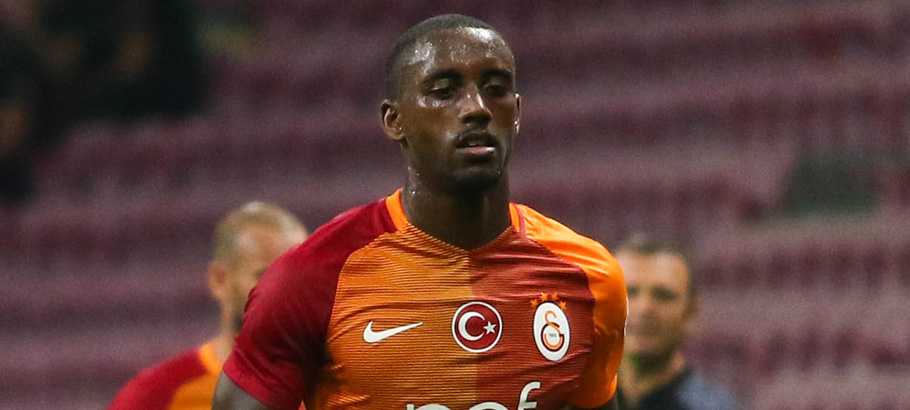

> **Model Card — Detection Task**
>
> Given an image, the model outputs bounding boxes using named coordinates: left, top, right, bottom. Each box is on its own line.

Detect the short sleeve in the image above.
left=569, top=249, right=627, bottom=408
left=223, top=250, right=331, bottom=410
left=222, top=198, right=396, bottom=410
left=513, top=204, right=628, bottom=408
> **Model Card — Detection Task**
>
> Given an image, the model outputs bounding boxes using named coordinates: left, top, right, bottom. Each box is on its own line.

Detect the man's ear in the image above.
left=207, top=261, right=230, bottom=301
left=514, top=93, right=521, bottom=134
left=381, top=100, right=405, bottom=142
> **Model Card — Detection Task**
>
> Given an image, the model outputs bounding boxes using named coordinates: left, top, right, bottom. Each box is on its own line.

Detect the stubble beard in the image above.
left=449, top=168, right=504, bottom=196
left=448, top=144, right=511, bottom=196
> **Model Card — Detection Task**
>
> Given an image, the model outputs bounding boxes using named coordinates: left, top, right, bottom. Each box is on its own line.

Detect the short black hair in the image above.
left=384, top=14, right=502, bottom=99
left=615, top=233, right=698, bottom=297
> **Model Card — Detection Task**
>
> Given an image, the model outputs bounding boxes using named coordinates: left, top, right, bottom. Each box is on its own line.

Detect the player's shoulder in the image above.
left=513, top=203, right=621, bottom=278
left=108, top=347, right=206, bottom=409
left=266, top=197, right=398, bottom=280
left=287, top=198, right=395, bottom=258
left=513, top=203, right=627, bottom=345
left=130, top=348, right=207, bottom=390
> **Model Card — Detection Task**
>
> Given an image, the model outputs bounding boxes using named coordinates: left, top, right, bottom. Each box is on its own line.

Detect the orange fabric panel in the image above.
left=319, top=216, right=612, bottom=408
left=385, top=189, right=408, bottom=231
left=509, top=203, right=524, bottom=233
left=385, top=190, right=524, bottom=233
left=306, top=192, right=621, bottom=409
left=198, top=343, right=222, bottom=375
left=517, top=204, right=627, bottom=408
left=166, top=343, right=220, bottom=410
left=321, top=225, right=480, bottom=409
left=167, top=372, right=218, bottom=410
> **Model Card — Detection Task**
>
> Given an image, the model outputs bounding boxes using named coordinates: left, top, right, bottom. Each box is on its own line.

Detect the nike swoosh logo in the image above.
left=363, top=321, right=423, bottom=343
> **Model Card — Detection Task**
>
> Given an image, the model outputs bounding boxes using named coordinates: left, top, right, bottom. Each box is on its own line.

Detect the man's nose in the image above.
left=630, top=295, right=657, bottom=317
left=458, top=86, right=491, bottom=127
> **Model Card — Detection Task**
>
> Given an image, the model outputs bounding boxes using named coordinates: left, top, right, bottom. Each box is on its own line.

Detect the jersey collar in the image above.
left=385, top=189, right=524, bottom=234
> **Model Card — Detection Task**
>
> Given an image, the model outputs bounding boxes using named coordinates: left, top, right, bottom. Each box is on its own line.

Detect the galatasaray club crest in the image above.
left=531, top=293, right=570, bottom=361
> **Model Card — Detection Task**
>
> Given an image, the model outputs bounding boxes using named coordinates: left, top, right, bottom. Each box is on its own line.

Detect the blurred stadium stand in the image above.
left=2, top=0, right=910, bottom=409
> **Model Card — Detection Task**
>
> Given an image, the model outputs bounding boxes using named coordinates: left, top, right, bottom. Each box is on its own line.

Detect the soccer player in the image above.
left=613, top=235, right=738, bottom=410
left=214, top=14, right=627, bottom=410
left=108, top=202, right=308, bottom=410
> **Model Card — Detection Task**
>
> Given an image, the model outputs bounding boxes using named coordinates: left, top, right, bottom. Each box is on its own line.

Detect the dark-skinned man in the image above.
left=213, top=14, right=627, bottom=410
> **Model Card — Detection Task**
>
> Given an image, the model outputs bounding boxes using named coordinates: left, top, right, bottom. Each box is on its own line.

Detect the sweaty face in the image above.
left=226, top=225, right=306, bottom=331
left=617, top=251, right=694, bottom=360
left=392, top=27, right=520, bottom=194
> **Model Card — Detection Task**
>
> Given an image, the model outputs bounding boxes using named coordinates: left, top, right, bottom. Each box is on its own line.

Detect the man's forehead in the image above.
left=620, top=253, right=689, bottom=285
left=404, top=27, right=514, bottom=72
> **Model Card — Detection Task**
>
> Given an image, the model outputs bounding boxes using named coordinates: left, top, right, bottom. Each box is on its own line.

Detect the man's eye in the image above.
left=652, top=289, right=677, bottom=302
left=430, top=87, right=456, bottom=99
left=485, top=84, right=509, bottom=97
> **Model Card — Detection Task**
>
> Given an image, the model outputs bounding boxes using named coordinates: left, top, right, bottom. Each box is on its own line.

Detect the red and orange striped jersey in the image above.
left=224, top=190, right=627, bottom=410
left=108, top=342, right=222, bottom=410
left=108, top=342, right=305, bottom=410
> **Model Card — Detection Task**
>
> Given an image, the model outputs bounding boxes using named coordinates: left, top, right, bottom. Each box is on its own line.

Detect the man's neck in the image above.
left=212, top=313, right=239, bottom=365
left=619, top=351, right=687, bottom=408
left=211, top=329, right=236, bottom=365
left=401, top=179, right=511, bottom=250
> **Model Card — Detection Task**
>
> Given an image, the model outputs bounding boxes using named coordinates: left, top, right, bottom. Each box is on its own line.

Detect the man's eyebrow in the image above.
left=422, top=68, right=462, bottom=84
left=483, top=68, right=514, bottom=82
left=652, top=286, right=679, bottom=297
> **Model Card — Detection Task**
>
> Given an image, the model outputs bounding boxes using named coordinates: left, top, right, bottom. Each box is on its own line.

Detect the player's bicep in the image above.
left=213, top=373, right=279, bottom=410
left=223, top=252, right=329, bottom=409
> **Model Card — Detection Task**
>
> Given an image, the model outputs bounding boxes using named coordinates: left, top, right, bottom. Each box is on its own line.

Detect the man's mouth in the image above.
left=625, top=322, right=660, bottom=336
left=455, top=131, right=498, bottom=156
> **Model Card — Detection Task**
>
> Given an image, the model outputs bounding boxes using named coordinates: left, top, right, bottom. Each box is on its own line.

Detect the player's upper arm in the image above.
left=221, top=247, right=334, bottom=409
left=213, top=373, right=279, bottom=410
left=222, top=199, right=393, bottom=408
left=568, top=247, right=627, bottom=408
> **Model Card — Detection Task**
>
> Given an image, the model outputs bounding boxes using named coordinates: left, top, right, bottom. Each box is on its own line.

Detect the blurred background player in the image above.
left=107, top=202, right=307, bottom=410
left=613, top=234, right=737, bottom=410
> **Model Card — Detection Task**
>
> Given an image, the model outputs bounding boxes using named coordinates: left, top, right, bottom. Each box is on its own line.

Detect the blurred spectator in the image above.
left=0, top=19, right=40, bottom=204
left=33, top=0, right=207, bottom=120
left=108, top=202, right=308, bottom=410
left=614, top=234, right=739, bottom=410
left=0, top=0, right=207, bottom=204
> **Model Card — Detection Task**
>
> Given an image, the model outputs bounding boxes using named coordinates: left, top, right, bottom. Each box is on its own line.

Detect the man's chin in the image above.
left=625, top=342, right=678, bottom=362
left=450, top=169, right=504, bottom=194
left=625, top=340, right=672, bottom=358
